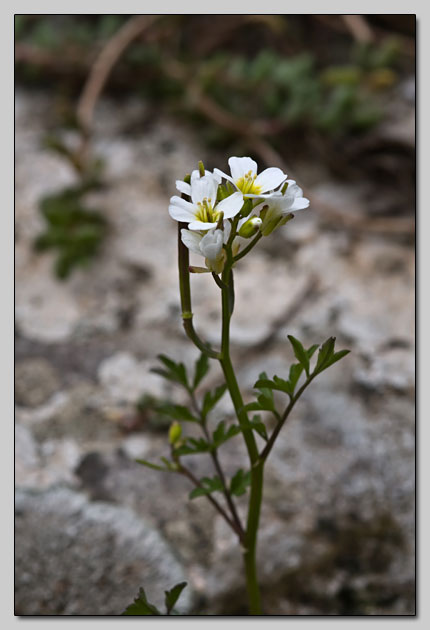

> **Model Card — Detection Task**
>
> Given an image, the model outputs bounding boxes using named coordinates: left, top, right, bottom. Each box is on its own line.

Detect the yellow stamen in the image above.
left=235, top=170, right=262, bottom=195
left=195, top=198, right=220, bottom=224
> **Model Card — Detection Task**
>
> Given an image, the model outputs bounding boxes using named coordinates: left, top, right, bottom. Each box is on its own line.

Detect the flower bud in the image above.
left=238, top=217, right=262, bottom=238
left=261, top=209, right=294, bottom=236
left=168, top=421, right=182, bottom=446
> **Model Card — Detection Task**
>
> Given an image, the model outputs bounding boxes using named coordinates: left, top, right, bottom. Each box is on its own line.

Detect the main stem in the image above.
left=219, top=265, right=264, bottom=615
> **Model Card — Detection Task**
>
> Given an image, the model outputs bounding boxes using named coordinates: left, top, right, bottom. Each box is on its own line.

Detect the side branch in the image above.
left=178, top=223, right=221, bottom=359
left=260, top=377, right=315, bottom=462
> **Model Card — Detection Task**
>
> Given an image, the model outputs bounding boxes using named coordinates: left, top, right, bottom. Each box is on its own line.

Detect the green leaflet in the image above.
left=189, top=476, right=223, bottom=499
left=230, top=469, right=252, bottom=496
left=122, top=587, right=162, bottom=615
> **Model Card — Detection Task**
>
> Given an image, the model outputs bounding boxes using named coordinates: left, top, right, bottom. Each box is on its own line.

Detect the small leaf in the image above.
left=322, top=349, right=350, bottom=370
left=189, top=475, right=223, bottom=499
left=165, top=582, right=187, bottom=615
left=257, top=393, right=276, bottom=412
left=254, top=376, right=292, bottom=396
left=202, top=384, right=227, bottom=420
left=152, top=355, right=189, bottom=389
left=243, top=393, right=276, bottom=413
left=288, top=363, right=304, bottom=394
left=122, top=588, right=162, bottom=615
left=157, top=403, right=199, bottom=423
left=174, top=437, right=211, bottom=456
left=288, top=335, right=310, bottom=376
left=193, top=353, right=210, bottom=390
left=250, top=415, right=268, bottom=441
left=314, top=337, right=336, bottom=373
left=212, top=421, right=241, bottom=447
left=255, top=371, right=274, bottom=402
left=230, top=469, right=252, bottom=496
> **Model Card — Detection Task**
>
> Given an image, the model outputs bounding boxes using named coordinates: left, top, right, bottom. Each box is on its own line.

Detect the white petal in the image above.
left=245, top=191, right=281, bottom=199
left=216, top=191, right=244, bottom=219
left=176, top=180, right=191, bottom=195
left=191, top=174, right=218, bottom=205
left=228, top=156, right=258, bottom=181
left=222, top=220, right=232, bottom=242
left=285, top=180, right=302, bottom=197
left=255, top=167, right=287, bottom=193
left=290, top=197, right=310, bottom=211
left=188, top=220, right=218, bottom=231
left=199, top=229, right=224, bottom=260
left=181, top=229, right=203, bottom=255
left=168, top=196, right=196, bottom=222
left=213, top=168, right=235, bottom=185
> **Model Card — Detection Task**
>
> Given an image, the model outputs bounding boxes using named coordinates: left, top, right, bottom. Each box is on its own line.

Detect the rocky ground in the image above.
left=15, top=87, right=415, bottom=616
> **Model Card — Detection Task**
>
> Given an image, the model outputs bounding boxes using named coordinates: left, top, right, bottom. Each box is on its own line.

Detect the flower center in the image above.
left=235, top=170, right=262, bottom=195
left=195, top=197, right=220, bottom=223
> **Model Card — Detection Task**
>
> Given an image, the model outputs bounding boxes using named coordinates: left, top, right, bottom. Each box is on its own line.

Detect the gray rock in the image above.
left=15, top=487, right=191, bottom=615
left=15, top=424, right=40, bottom=483
left=15, top=358, right=60, bottom=407
left=17, top=383, right=118, bottom=444
left=97, top=352, right=166, bottom=404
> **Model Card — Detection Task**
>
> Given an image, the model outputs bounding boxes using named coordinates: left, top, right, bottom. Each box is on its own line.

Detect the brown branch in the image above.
left=76, top=15, right=158, bottom=136
left=341, top=15, right=375, bottom=43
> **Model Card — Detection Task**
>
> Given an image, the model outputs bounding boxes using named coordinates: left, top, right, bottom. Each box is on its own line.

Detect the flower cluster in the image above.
left=168, top=157, right=309, bottom=273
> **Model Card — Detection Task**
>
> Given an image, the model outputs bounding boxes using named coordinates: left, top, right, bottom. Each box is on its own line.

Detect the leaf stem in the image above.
left=178, top=463, right=243, bottom=540
left=189, top=391, right=245, bottom=541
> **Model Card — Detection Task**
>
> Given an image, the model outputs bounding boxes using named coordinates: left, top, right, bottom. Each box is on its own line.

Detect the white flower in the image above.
left=175, top=169, right=221, bottom=196
left=181, top=227, right=227, bottom=273
left=169, top=173, right=243, bottom=231
left=214, top=156, right=287, bottom=198
left=257, top=180, right=310, bottom=236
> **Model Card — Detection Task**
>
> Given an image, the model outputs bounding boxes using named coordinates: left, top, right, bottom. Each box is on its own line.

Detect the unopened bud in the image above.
left=169, top=421, right=182, bottom=445
left=238, top=217, right=262, bottom=238
left=198, top=161, right=205, bottom=177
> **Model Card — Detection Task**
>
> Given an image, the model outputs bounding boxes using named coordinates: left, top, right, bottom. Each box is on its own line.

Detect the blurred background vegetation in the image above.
left=15, top=14, right=415, bottom=277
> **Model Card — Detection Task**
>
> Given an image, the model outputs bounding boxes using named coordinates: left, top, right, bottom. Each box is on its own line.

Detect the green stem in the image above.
left=218, top=263, right=263, bottom=615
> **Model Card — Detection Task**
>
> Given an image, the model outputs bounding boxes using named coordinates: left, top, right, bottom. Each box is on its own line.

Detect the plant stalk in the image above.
left=219, top=264, right=264, bottom=615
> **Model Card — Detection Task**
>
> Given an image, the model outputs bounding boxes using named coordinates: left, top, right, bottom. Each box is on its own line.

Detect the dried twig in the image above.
left=76, top=15, right=158, bottom=136
left=341, top=15, right=375, bottom=43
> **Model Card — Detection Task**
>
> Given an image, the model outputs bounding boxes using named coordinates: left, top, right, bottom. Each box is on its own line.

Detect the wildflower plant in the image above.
left=126, top=157, right=350, bottom=615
